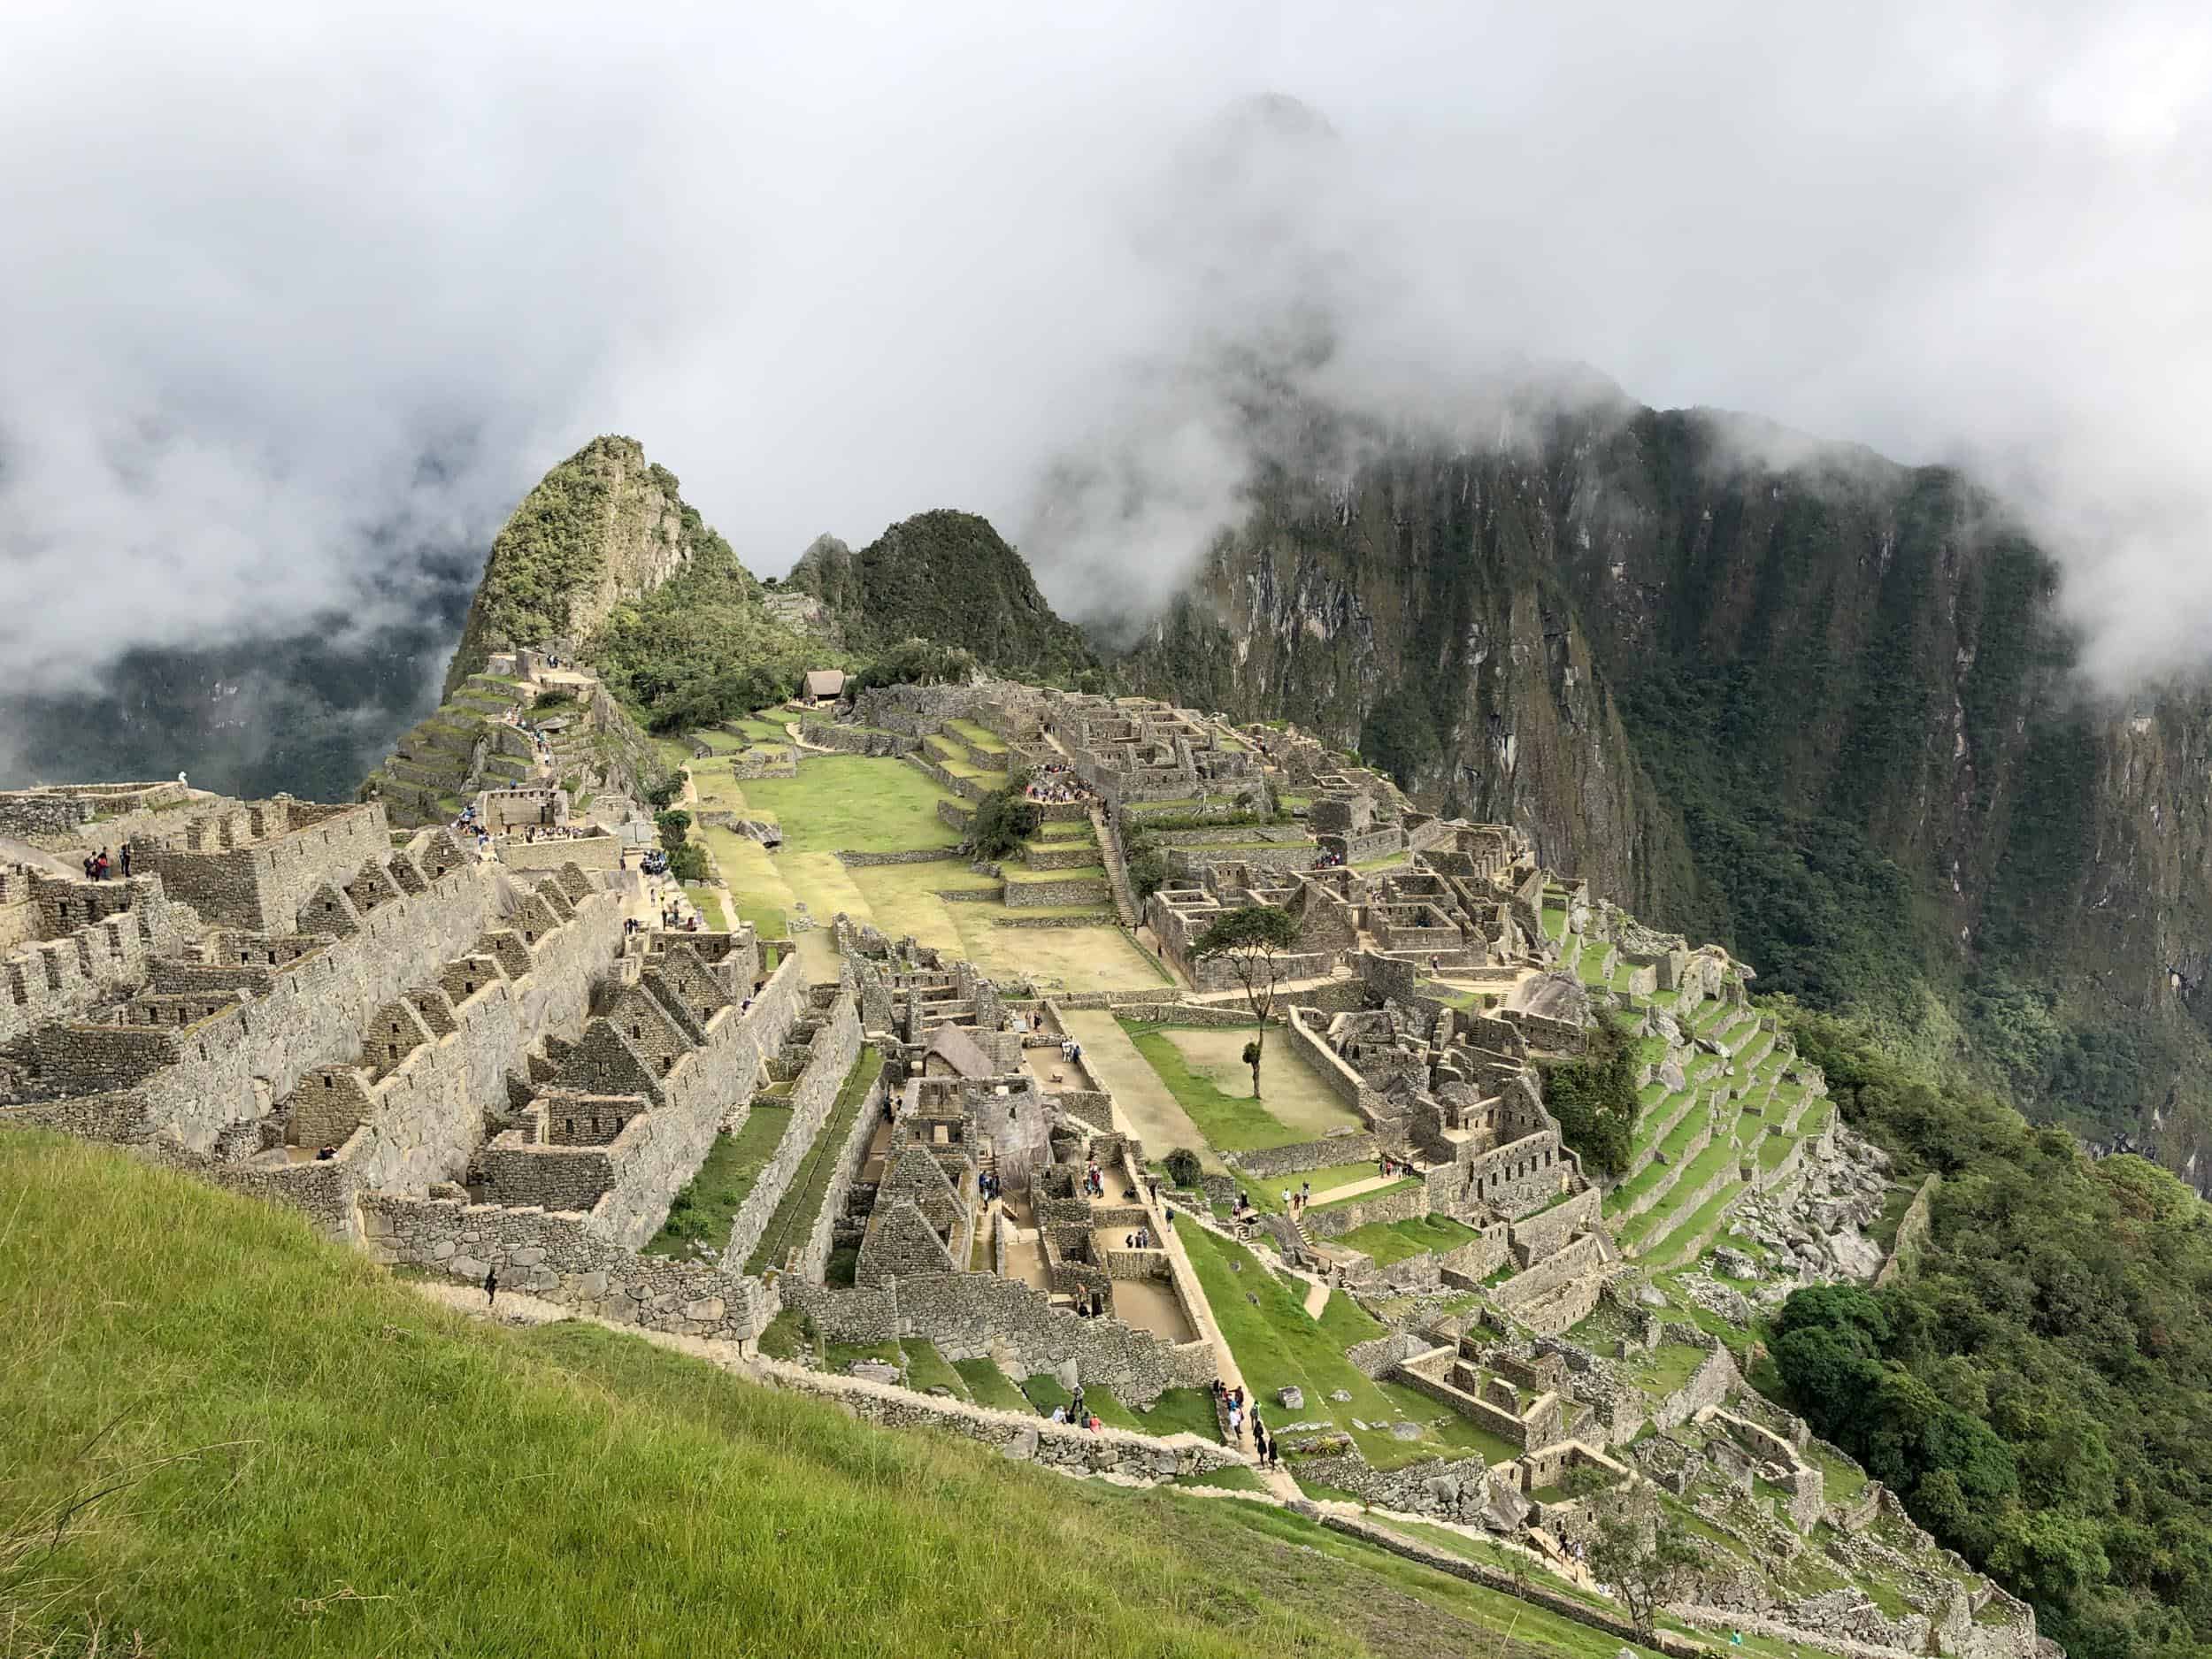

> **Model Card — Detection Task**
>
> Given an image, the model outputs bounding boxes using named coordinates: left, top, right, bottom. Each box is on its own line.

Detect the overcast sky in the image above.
left=5, top=0, right=2208, bottom=694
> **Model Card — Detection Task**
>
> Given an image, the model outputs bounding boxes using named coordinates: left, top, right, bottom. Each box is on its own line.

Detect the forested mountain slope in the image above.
left=786, top=510, right=1098, bottom=684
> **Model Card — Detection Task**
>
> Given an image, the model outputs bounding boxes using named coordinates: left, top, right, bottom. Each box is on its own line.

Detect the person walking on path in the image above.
left=484, top=1263, right=499, bottom=1307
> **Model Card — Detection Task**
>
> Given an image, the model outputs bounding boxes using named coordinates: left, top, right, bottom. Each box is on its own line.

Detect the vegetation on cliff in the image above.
left=1775, top=1010, right=2212, bottom=1659
left=591, top=526, right=824, bottom=733
left=788, top=510, right=1102, bottom=686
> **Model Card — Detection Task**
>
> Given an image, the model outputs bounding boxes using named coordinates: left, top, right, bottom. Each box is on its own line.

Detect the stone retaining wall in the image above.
left=1225, top=1131, right=1379, bottom=1179
left=783, top=1269, right=1216, bottom=1405
left=498, top=835, right=626, bottom=873
left=724, top=995, right=863, bottom=1269
left=835, top=847, right=966, bottom=868
left=1293, top=1452, right=1502, bottom=1522
left=792, top=723, right=920, bottom=758
left=365, top=1196, right=778, bottom=1343
left=749, top=1356, right=1246, bottom=1479
left=1301, top=1179, right=1428, bottom=1238
left=1003, top=876, right=1112, bottom=909
left=795, top=1066, right=889, bottom=1281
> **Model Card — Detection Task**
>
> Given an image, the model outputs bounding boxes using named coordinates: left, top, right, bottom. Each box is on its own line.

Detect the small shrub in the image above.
left=1164, top=1147, right=1203, bottom=1190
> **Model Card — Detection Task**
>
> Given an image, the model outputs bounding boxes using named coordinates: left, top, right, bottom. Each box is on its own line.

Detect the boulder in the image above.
left=1389, top=1421, right=1424, bottom=1442
left=1330, top=1388, right=1353, bottom=1403
left=1278, top=1386, right=1305, bottom=1411
left=849, top=1359, right=901, bottom=1385
left=1001, top=1428, right=1040, bottom=1461
left=1482, top=1477, right=1532, bottom=1533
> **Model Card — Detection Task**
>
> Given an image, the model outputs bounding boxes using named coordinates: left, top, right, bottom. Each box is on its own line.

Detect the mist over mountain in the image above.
left=7, top=3, right=2212, bottom=714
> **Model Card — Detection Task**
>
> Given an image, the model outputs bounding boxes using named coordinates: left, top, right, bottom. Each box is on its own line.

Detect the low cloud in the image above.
left=4, top=1, right=2209, bottom=695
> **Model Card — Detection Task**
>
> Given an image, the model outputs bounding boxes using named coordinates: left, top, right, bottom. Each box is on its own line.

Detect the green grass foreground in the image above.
left=0, top=1130, right=1648, bottom=1659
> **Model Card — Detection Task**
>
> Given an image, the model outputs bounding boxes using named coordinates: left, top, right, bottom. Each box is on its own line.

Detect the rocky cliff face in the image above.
left=1111, top=403, right=2212, bottom=1171
left=442, top=435, right=700, bottom=697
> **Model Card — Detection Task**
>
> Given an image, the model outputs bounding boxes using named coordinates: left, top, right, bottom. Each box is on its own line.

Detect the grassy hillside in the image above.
left=0, top=1131, right=1649, bottom=1659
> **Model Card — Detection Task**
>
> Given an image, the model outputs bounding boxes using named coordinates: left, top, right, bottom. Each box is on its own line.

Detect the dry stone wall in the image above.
left=748, top=1356, right=1248, bottom=1479
left=785, top=1269, right=1215, bottom=1406
left=8, top=860, right=513, bottom=1151
left=722, top=995, right=862, bottom=1268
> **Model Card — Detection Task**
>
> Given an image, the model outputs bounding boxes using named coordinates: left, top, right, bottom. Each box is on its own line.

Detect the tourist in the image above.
left=1300, top=1180, right=1310, bottom=1207
left=1049, top=1404, right=1067, bottom=1424
left=1071, top=1385, right=1085, bottom=1420
left=1086, top=1413, right=1102, bottom=1432
left=81, top=854, right=95, bottom=879
left=1227, top=1403, right=1241, bottom=1438
left=1280, top=1189, right=1292, bottom=1212
left=1163, top=1206, right=1175, bottom=1230
left=119, top=845, right=131, bottom=879
left=484, top=1263, right=499, bottom=1307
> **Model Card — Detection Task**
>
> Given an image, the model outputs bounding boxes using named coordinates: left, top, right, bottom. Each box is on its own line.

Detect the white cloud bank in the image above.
left=4, top=0, right=2208, bottom=691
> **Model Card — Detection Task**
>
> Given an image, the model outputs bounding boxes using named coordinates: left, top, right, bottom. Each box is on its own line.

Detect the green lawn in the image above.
left=953, top=1356, right=1034, bottom=1413
left=1119, top=1020, right=1307, bottom=1151
left=947, top=718, right=1008, bottom=754
left=899, top=1340, right=973, bottom=1400
left=1179, top=1225, right=1513, bottom=1471
left=1333, top=1213, right=1482, bottom=1267
left=739, top=756, right=963, bottom=853
left=683, top=881, right=730, bottom=931
left=744, top=1048, right=883, bottom=1274
left=642, top=1105, right=792, bottom=1258
left=10, top=1128, right=1640, bottom=1659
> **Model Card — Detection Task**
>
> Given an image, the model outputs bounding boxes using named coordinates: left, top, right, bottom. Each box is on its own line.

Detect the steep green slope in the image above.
left=0, top=1130, right=1644, bottom=1659
left=787, top=510, right=1097, bottom=682
left=370, top=438, right=819, bottom=811
left=1115, top=403, right=2212, bottom=1175
left=442, top=434, right=737, bottom=698
left=1778, top=1010, right=2212, bottom=1659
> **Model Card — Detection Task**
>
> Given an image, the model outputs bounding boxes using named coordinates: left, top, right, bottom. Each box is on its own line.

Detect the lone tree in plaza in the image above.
left=1192, top=903, right=1300, bottom=1097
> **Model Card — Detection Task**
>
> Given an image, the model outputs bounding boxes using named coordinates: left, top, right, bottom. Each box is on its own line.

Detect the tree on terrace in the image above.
left=1586, top=1487, right=1701, bottom=1642
left=1191, top=904, right=1300, bottom=1097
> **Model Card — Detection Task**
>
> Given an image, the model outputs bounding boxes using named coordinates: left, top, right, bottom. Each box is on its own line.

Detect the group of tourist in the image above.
left=1210, top=1379, right=1280, bottom=1466
left=975, top=1169, right=1005, bottom=1203
left=1056, top=1037, right=1086, bottom=1066
left=1279, top=1180, right=1316, bottom=1214
left=1310, top=848, right=1347, bottom=869
left=78, top=846, right=124, bottom=880
left=1118, top=1225, right=1155, bottom=1249
left=1046, top=1395, right=1103, bottom=1432
left=517, top=822, right=591, bottom=843
left=1024, top=764, right=1092, bottom=806
left=1079, top=1160, right=1107, bottom=1198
